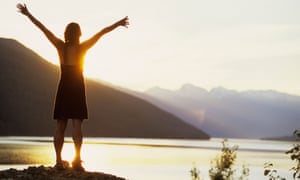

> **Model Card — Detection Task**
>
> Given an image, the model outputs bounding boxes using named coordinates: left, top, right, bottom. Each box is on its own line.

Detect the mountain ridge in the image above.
left=144, top=84, right=300, bottom=138
left=147, top=84, right=300, bottom=99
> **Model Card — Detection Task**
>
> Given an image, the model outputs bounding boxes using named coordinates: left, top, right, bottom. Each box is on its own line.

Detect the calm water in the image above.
left=0, top=137, right=296, bottom=180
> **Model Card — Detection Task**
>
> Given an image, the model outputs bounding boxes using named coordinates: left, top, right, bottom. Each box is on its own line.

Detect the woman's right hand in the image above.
left=17, top=3, right=30, bottom=16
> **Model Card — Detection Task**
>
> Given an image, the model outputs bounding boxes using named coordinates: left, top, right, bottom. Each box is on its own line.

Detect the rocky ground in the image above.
left=0, top=166, right=126, bottom=180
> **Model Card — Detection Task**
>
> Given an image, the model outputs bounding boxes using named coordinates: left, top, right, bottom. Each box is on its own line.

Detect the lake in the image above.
left=0, top=137, right=296, bottom=180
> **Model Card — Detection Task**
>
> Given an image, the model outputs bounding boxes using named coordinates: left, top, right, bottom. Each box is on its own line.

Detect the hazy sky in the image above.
left=2, top=0, right=300, bottom=95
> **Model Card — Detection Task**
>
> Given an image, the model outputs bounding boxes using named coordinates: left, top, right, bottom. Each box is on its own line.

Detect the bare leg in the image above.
left=72, top=119, right=83, bottom=162
left=54, top=119, right=68, bottom=164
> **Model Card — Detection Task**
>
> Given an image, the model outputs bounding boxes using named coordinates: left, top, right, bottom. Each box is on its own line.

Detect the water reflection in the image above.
left=0, top=137, right=295, bottom=180
left=0, top=143, right=53, bottom=165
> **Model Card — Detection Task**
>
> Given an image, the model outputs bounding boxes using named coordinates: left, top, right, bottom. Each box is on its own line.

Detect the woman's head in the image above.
left=64, top=22, right=81, bottom=44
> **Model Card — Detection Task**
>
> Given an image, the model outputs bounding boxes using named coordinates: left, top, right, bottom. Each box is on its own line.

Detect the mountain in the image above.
left=0, top=38, right=209, bottom=139
left=144, top=84, right=300, bottom=138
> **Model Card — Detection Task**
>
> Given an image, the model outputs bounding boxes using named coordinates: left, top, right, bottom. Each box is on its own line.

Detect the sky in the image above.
left=2, top=0, right=300, bottom=95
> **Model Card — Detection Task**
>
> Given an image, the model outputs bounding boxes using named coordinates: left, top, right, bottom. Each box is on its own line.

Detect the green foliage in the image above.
left=190, top=139, right=250, bottom=180
left=238, top=165, right=250, bottom=180
left=285, top=130, right=300, bottom=179
left=190, top=164, right=202, bottom=180
left=191, top=130, right=300, bottom=180
left=209, top=139, right=238, bottom=180
left=264, top=130, right=300, bottom=180
left=208, top=139, right=249, bottom=180
left=264, top=162, right=286, bottom=180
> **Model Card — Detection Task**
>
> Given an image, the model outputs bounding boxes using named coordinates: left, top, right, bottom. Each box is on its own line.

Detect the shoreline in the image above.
left=0, top=165, right=126, bottom=180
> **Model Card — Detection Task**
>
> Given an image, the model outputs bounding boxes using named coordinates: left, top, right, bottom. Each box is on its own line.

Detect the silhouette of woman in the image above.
left=17, top=3, right=129, bottom=171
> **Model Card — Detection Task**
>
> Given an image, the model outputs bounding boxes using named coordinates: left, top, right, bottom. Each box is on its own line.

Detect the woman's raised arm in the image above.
left=81, top=16, right=129, bottom=50
left=17, top=3, right=63, bottom=48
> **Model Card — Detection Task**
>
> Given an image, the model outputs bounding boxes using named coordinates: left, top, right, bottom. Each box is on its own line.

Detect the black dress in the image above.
left=53, top=64, right=88, bottom=119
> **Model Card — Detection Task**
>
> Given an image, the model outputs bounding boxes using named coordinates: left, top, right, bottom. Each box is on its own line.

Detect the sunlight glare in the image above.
left=83, top=50, right=129, bottom=84
left=81, top=144, right=110, bottom=171
left=61, top=143, right=74, bottom=163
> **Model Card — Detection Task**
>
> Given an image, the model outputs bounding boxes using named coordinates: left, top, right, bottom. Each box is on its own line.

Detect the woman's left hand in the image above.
left=118, top=16, right=129, bottom=28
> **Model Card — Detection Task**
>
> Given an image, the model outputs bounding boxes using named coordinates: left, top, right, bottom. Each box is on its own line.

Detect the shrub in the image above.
left=209, top=139, right=249, bottom=180
left=191, top=139, right=249, bottom=180
left=190, top=164, right=202, bottom=180
left=264, top=130, right=300, bottom=180
left=285, top=130, right=300, bottom=179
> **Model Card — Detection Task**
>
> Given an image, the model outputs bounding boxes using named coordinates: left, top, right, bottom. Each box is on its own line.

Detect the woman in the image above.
left=17, top=3, right=129, bottom=171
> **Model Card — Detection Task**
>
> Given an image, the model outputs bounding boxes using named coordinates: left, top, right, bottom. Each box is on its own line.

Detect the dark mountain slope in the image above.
left=0, top=38, right=209, bottom=139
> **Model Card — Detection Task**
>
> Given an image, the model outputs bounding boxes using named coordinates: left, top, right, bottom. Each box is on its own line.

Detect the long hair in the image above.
left=64, top=22, right=81, bottom=43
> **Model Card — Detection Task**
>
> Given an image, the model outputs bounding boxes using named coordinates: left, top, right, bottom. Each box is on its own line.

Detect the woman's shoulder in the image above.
left=55, top=41, right=66, bottom=52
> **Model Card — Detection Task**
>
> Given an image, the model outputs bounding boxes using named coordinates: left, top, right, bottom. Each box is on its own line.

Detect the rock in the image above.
left=0, top=166, right=126, bottom=180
